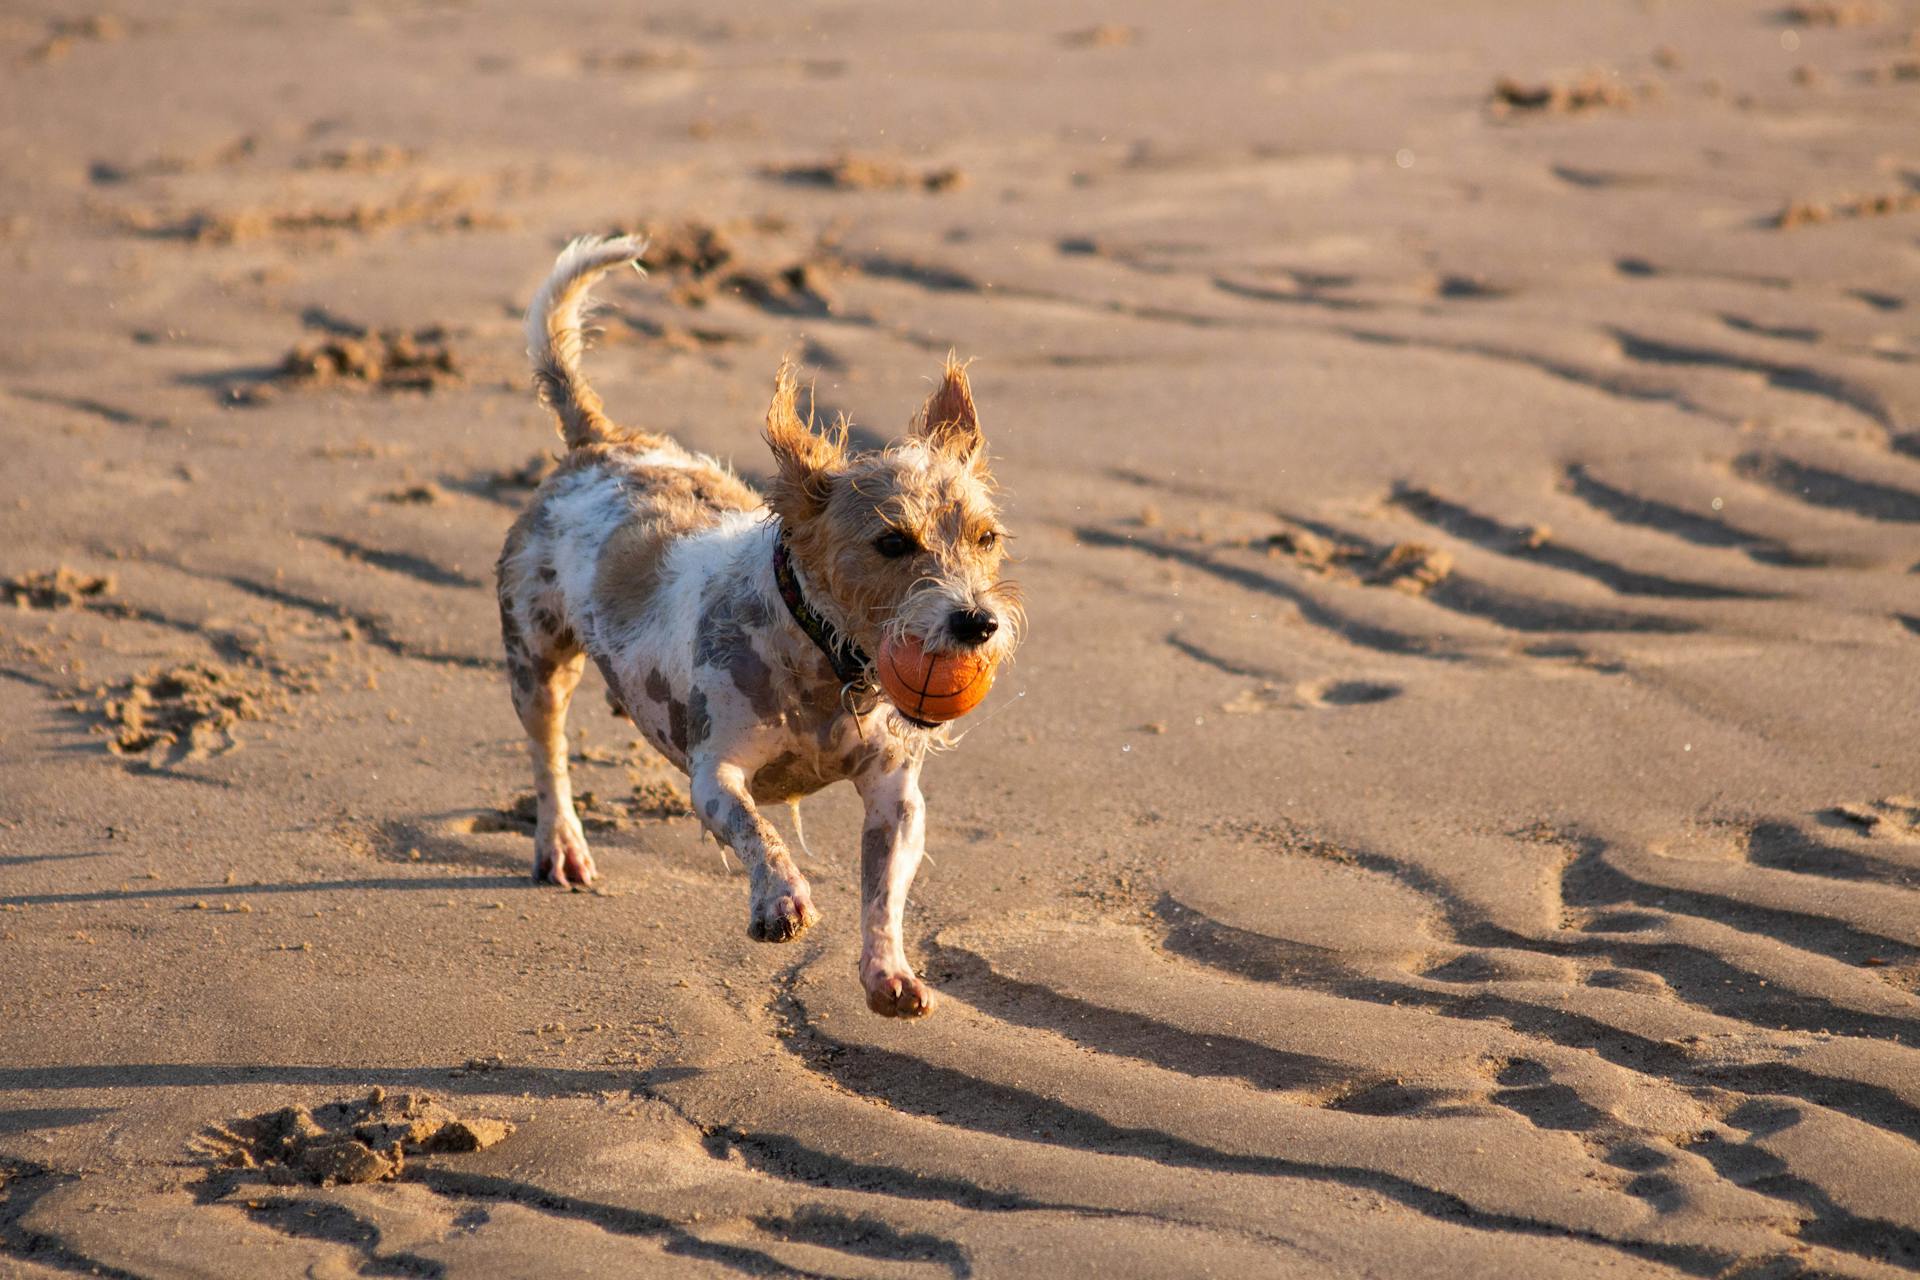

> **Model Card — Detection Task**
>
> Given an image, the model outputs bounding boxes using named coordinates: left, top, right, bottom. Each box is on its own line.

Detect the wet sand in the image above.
left=3, top=2, right=1920, bottom=1275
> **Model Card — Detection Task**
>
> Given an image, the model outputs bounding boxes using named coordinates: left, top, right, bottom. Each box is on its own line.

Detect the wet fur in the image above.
left=496, top=235, right=1021, bottom=1017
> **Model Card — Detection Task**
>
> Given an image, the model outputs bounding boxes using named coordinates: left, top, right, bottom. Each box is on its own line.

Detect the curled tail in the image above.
left=525, top=234, right=649, bottom=450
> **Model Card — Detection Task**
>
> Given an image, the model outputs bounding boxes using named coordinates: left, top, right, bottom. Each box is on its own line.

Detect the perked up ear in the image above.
left=763, top=360, right=844, bottom=521
left=913, top=353, right=984, bottom=463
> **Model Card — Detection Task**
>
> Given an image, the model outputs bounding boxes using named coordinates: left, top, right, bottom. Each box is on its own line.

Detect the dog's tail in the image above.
left=525, top=234, right=652, bottom=450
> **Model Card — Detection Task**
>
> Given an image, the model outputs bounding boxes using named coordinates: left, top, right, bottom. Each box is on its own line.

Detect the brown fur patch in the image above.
left=589, top=460, right=761, bottom=638
left=751, top=750, right=823, bottom=803
left=762, top=361, right=847, bottom=528
left=913, top=353, right=983, bottom=463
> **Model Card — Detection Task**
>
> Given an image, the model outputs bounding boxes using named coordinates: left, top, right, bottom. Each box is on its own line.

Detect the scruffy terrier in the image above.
left=496, top=235, right=1021, bottom=1017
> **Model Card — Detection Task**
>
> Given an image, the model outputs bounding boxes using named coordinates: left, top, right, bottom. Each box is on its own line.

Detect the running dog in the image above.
left=495, top=235, right=1022, bottom=1017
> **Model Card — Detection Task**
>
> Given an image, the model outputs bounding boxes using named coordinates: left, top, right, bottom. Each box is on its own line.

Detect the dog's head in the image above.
left=764, top=356, right=1022, bottom=672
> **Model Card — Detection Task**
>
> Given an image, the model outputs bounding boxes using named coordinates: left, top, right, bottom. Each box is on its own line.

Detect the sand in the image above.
left=3, top=1, right=1919, bottom=1275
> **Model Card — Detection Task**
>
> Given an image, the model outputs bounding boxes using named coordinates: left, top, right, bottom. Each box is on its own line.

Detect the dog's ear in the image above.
left=913, top=354, right=983, bottom=465
left=764, top=360, right=843, bottom=521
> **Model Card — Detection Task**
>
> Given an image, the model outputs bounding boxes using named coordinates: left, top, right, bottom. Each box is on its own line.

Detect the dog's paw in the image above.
left=533, top=825, right=597, bottom=890
left=863, top=970, right=936, bottom=1019
left=747, top=880, right=818, bottom=943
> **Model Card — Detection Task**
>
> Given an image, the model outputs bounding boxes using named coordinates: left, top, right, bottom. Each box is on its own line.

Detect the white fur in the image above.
left=523, top=234, right=648, bottom=372
left=542, top=469, right=635, bottom=631
left=606, top=509, right=769, bottom=667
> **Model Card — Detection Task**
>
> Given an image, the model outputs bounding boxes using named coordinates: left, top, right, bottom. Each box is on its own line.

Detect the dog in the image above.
left=495, top=235, right=1022, bottom=1018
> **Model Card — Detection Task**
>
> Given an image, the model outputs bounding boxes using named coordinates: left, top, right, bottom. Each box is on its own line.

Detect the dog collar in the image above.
left=772, top=534, right=880, bottom=712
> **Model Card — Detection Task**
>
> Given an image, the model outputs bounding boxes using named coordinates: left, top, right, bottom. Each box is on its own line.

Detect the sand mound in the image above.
left=23, top=13, right=125, bottom=65
left=121, top=181, right=509, bottom=246
left=1490, top=72, right=1637, bottom=116
left=96, top=661, right=281, bottom=760
left=1776, top=191, right=1920, bottom=229
left=204, top=1091, right=512, bottom=1187
left=765, top=154, right=965, bottom=193
left=1261, top=526, right=1455, bottom=595
left=638, top=219, right=739, bottom=279
left=276, top=326, right=460, bottom=393
left=632, top=218, right=839, bottom=315
left=4, top=566, right=113, bottom=609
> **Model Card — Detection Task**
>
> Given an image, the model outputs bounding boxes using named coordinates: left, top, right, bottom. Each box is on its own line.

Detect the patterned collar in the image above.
left=772, top=533, right=878, bottom=708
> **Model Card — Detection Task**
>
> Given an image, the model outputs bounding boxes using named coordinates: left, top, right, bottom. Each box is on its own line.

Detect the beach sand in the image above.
left=3, top=2, right=1919, bottom=1274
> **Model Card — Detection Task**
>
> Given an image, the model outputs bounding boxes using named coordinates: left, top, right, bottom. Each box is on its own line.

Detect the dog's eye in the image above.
left=978, top=530, right=999, bottom=550
left=873, top=530, right=916, bottom=559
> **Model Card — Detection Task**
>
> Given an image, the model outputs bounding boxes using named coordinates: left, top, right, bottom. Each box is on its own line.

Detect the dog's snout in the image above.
left=949, top=608, right=999, bottom=646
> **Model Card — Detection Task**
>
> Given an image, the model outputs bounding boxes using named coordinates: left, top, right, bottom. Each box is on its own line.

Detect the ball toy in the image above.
left=876, top=634, right=996, bottom=723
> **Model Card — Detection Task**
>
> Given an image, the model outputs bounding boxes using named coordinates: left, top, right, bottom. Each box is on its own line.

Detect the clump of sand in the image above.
left=1262, top=526, right=1455, bottom=595
left=630, top=777, right=695, bottom=820
left=1364, top=542, right=1455, bottom=593
left=277, top=325, right=460, bottom=392
left=96, top=661, right=281, bottom=760
left=4, top=566, right=113, bottom=609
left=638, top=219, right=740, bottom=279
left=22, top=13, right=124, bottom=65
left=1061, top=24, right=1139, bottom=48
left=765, top=154, right=965, bottom=193
left=1783, top=0, right=1883, bottom=26
left=120, top=181, right=508, bottom=246
left=579, top=46, right=697, bottom=74
left=720, top=260, right=836, bottom=315
left=1489, top=71, right=1637, bottom=116
left=294, top=142, right=418, bottom=174
left=204, top=1090, right=512, bottom=1187
left=632, top=218, right=839, bottom=315
left=1824, top=797, right=1920, bottom=839
left=1775, top=190, right=1920, bottom=229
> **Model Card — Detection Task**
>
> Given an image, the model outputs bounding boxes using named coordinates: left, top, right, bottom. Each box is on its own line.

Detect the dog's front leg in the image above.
left=690, top=760, right=820, bottom=942
left=853, top=761, right=934, bottom=1018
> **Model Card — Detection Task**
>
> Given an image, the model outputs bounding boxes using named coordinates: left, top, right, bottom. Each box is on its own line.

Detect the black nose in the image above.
left=949, top=608, right=999, bottom=646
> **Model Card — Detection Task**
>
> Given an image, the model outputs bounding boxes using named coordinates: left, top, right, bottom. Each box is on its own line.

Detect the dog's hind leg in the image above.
left=501, top=596, right=596, bottom=888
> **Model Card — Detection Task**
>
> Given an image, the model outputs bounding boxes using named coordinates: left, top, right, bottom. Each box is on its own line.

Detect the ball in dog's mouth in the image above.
left=876, top=634, right=996, bottom=724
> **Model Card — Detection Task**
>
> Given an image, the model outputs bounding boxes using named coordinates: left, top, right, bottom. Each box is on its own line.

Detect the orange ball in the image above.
left=876, top=634, right=996, bottom=723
